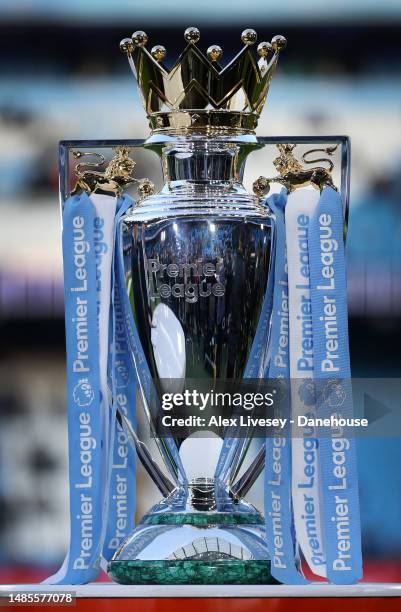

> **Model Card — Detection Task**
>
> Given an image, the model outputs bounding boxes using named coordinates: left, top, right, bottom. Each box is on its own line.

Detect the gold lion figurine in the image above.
left=253, top=144, right=338, bottom=197
left=71, top=147, right=154, bottom=198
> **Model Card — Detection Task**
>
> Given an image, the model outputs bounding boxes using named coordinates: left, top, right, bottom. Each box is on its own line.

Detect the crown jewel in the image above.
left=120, top=27, right=286, bottom=134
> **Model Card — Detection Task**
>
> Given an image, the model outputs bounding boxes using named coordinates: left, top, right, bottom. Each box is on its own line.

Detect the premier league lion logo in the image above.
left=115, top=360, right=130, bottom=389
left=323, top=380, right=347, bottom=408
left=73, top=378, right=95, bottom=407
left=298, top=378, right=316, bottom=406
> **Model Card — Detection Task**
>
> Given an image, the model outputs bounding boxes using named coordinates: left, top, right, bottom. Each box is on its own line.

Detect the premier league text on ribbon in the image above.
left=290, top=201, right=327, bottom=577
left=315, top=211, right=351, bottom=571
left=69, top=214, right=96, bottom=570
left=70, top=215, right=91, bottom=373
left=295, top=213, right=340, bottom=374
left=294, top=213, right=314, bottom=373
left=107, top=288, right=130, bottom=552
left=315, top=213, right=340, bottom=374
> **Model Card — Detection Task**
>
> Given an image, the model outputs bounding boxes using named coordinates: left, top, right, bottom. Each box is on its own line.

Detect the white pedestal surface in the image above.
left=0, top=583, right=400, bottom=598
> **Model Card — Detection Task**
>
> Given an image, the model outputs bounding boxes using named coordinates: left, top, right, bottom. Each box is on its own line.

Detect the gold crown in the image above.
left=120, top=27, right=286, bottom=135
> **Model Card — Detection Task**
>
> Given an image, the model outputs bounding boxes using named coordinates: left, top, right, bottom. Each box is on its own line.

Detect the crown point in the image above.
left=271, top=35, right=287, bottom=52
left=241, top=29, right=257, bottom=45
left=132, top=31, right=148, bottom=47
left=257, top=41, right=273, bottom=58
left=207, top=45, right=223, bottom=62
left=120, top=38, right=134, bottom=54
left=151, top=45, right=167, bottom=62
left=184, top=27, right=200, bottom=44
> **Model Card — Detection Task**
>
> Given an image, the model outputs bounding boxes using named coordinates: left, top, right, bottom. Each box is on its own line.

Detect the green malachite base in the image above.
left=108, top=560, right=276, bottom=585
left=141, top=512, right=264, bottom=526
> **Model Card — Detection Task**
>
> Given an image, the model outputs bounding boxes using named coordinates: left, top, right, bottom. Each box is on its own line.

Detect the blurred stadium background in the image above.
left=0, top=0, right=401, bottom=584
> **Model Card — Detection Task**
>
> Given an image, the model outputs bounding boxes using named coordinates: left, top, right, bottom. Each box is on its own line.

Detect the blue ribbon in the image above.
left=265, top=190, right=308, bottom=584
left=47, top=194, right=139, bottom=583
left=308, top=187, right=362, bottom=584
left=102, top=196, right=137, bottom=562
left=47, top=192, right=104, bottom=584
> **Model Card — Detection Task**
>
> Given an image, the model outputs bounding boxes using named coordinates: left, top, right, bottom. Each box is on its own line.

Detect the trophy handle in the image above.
left=231, top=445, right=265, bottom=500
left=116, top=408, right=175, bottom=497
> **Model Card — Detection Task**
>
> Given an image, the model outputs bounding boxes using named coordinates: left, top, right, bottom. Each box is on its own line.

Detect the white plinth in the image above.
left=0, top=583, right=401, bottom=598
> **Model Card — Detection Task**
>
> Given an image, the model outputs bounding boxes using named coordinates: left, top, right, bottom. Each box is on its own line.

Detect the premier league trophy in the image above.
left=107, top=26, right=287, bottom=585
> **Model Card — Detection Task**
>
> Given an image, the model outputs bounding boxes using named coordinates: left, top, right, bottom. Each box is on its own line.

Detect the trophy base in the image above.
left=108, top=559, right=275, bottom=585
left=107, top=483, right=275, bottom=585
